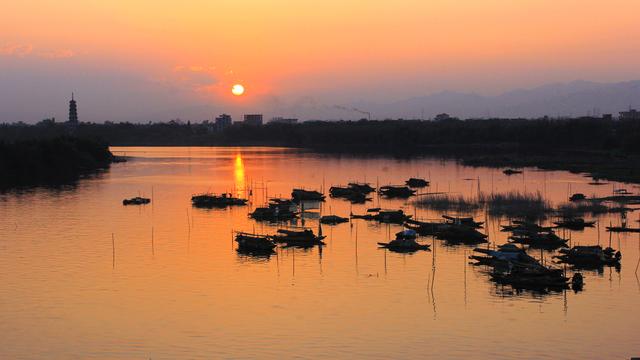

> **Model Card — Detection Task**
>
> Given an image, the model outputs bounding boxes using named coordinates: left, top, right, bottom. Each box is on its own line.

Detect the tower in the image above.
left=68, top=93, right=78, bottom=124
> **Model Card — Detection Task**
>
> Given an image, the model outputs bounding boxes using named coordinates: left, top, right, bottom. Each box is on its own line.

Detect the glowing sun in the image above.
left=231, top=84, right=245, bottom=96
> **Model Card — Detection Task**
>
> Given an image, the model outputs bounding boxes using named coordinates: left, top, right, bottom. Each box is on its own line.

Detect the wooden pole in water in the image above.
left=151, top=226, right=155, bottom=256
left=112, top=233, right=115, bottom=269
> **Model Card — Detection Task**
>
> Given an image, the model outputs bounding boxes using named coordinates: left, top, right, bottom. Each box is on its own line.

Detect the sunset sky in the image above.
left=2, top=0, right=640, bottom=122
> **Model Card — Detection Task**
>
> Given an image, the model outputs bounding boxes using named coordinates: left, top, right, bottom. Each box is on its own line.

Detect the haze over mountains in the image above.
left=329, top=80, right=640, bottom=120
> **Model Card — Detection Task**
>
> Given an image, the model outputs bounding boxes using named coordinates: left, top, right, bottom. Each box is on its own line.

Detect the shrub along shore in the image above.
left=0, top=136, right=114, bottom=189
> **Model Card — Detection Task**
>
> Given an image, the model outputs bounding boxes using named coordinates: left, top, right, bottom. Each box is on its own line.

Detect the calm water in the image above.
left=1, top=147, right=639, bottom=359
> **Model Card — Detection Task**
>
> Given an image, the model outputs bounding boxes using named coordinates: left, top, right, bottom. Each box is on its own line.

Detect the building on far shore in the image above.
left=243, top=114, right=263, bottom=126
left=269, top=117, right=298, bottom=124
left=68, top=93, right=78, bottom=124
left=619, top=109, right=640, bottom=121
left=214, top=113, right=232, bottom=131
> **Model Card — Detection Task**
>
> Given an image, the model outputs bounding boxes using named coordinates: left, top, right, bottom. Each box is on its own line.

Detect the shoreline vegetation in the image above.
left=415, top=190, right=635, bottom=220
left=1, top=116, right=640, bottom=184
left=0, top=136, right=114, bottom=189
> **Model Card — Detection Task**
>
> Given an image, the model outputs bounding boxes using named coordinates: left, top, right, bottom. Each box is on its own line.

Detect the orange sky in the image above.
left=2, top=0, right=640, bottom=121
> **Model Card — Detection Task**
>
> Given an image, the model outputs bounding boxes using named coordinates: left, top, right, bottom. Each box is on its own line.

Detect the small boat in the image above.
left=320, top=215, right=349, bottom=225
left=379, top=185, right=416, bottom=198
left=347, top=182, right=376, bottom=194
left=503, top=169, right=523, bottom=175
left=509, top=231, right=568, bottom=249
left=613, top=188, right=632, bottom=195
left=404, top=219, right=447, bottom=236
left=235, top=232, right=276, bottom=252
left=250, top=198, right=298, bottom=221
left=351, top=209, right=412, bottom=224
left=329, top=186, right=370, bottom=203
left=271, top=228, right=326, bottom=247
left=470, top=244, right=539, bottom=268
left=405, top=178, right=430, bottom=188
left=554, top=245, right=621, bottom=267
left=501, top=221, right=551, bottom=233
left=436, top=225, right=488, bottom=245
left=553, top=218, right=596, bottom=230
left=378, top=229, right=430, bottom=252
left=123, top=197, right=151, bottom=206
left=291, top=189, right=325, bottom=202
left=192, top=193, right=248, bottom=208
left=569, top=193, right=586, bottom=202
left=442, top=215, right=483, bottom=228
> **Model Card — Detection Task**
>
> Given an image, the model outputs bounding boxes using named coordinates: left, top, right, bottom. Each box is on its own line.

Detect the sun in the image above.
left=231, top=84, right=245, bottom=96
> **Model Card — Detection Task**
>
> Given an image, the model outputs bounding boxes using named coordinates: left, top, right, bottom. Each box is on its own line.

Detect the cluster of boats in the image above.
left=235, top=227, right=326, bottom=254
left=121, top=177, right=631, bottom=294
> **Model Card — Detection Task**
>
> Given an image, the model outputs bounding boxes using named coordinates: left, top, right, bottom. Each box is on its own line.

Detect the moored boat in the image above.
left=123, top=196, right=151, bottom=206
left=271, top=228, right=326, bottom=247
left=192, top=193, right=248, bottom=208
left=379, top=185, right=416, bottom=198
left=320, top=215, right=349, bottom=225
left=405, top=178, right=430, bottom=188
left=235, top=232, right=277, bottom=252
left=378, top=229, right=430, bottom=252
left=291, top=189, right=325, bottom=202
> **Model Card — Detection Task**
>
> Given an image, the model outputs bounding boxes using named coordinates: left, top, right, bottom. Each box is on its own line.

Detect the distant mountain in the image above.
left=365, top=80, right=640, bottom=119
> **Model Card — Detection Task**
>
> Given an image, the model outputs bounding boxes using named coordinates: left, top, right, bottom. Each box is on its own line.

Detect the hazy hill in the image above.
left=366, top=80, right=640, bottom=120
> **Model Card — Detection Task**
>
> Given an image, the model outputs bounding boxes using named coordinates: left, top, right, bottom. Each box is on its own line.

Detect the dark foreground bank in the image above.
left=0, top=137, right=114, bottom=189
left=2, top=117, right=640, bottom=183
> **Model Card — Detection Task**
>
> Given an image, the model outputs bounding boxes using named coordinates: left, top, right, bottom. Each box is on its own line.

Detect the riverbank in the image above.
left=2, top=118, right=640, bottom=184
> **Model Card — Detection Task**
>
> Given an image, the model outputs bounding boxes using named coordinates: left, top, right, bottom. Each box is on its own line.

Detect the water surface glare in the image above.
left=1, top=146, right=639, bottom=359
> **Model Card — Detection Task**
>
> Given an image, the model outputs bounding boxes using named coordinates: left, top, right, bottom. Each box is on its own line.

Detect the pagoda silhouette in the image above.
left=68, top=93, right=78, bottom=124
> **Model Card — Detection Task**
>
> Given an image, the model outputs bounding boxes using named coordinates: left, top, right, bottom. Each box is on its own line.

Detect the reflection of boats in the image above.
left=606, top=226, right=640, bottom=233
left=192, top=193, right=248, bottom=208
left=123, top=197, right=150, bottom=205
left=378, top=229, right=430, bottom=252
left=553, top=218, right=596, bottom=230
left=379, top=185, right=416, bottom=198
left=272, top=228, right=326, bottom=247
left=554, top=245, right=621, bottom=267
left=405, top=178, right=429, bottom=188
left=320, top=215, right=349, bottom=225
left=235, top=232, right=276, bottom=252
left=490, top=266, right=571, bottom=291
left=291, top=189, right=325, bottom=202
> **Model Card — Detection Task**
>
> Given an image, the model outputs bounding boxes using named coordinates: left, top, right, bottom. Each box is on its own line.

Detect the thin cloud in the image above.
left=0, top=44, right=33, bottom=57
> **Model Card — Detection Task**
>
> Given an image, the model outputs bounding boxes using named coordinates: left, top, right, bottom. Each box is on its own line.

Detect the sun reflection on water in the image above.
left=234, top=152, right=246, bottom=198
